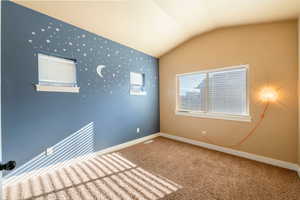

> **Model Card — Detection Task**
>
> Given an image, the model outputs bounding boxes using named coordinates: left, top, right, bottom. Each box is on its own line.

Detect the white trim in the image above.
left=159, top=132, right=299, bottom=172
left=175, top=111, right=251, bottom=122
left=35, top=84, right=80, bottom=93
left=3, top=133, right=160, bottom=185
left=130, top=91, right=147, bottom=96
left=176, top=64, right=249, bottom=76
left=94, top=133, right=159, bottom=155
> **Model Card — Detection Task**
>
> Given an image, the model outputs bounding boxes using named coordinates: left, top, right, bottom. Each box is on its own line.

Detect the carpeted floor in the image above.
left=4, top=137, right=300, bottom=200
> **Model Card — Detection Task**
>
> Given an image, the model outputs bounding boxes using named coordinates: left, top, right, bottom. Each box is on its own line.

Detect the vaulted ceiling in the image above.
left=13, top=0, right=300, bottom=57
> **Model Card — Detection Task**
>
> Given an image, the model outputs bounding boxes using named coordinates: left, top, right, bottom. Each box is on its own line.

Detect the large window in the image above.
left=176, top=65, right=250, bottom=122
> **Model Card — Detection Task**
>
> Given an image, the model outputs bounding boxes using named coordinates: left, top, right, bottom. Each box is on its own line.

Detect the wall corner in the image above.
left=298, top=17, right=300, bottom=167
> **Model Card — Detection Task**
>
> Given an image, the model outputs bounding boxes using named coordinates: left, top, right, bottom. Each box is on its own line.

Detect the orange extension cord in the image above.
left=203, top=102, right=270, bottom=148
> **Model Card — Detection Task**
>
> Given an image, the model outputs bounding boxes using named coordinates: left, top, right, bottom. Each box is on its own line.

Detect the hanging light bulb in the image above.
left=260, top=87, right=278, bottom=102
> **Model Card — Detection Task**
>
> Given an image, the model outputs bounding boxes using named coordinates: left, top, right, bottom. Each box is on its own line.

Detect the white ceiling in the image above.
left=13, top=0, right=300, bottom=57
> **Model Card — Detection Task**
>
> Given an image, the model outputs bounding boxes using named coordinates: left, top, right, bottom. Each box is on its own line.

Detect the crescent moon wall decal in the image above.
left=96, top=65, right=106, bottom=78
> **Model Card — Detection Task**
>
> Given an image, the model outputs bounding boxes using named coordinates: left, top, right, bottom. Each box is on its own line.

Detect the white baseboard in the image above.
left=4, top=133, right=160, bottom=186
left=159, top=132, right=299, bottom=172
left=95, top=133, right=160, bottom=156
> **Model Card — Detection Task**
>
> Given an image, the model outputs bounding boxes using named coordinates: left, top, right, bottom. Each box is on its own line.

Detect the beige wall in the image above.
left=298, top=18, right=300, bottom=165
left=159, top=20, right=298, bottom=163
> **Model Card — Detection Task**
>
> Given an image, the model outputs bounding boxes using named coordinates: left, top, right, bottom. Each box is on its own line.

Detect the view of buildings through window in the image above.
left=178, top=73, right=207, bottom=111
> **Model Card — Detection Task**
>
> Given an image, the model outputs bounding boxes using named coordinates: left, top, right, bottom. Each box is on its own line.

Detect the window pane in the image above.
left=208, top=68, right=247, bottom=115
left=178, top=73, right=207, bottom=111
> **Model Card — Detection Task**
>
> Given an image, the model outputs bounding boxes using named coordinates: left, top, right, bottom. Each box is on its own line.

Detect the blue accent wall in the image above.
left=1, top=2, right=159, bottom=176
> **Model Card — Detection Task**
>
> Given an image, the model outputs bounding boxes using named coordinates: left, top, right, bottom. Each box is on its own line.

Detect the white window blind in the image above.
left=130, top=72, right=144, bottom=86
left=208, top=68, right=247, bottom=115
left=38, top=54, right=77, bottom=87
left=176, top=65, right=249, bottom=121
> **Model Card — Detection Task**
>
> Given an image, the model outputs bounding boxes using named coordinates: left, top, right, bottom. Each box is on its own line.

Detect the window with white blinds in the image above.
left=38, top=54, right=77, bottom=87
left=36, top=53, right=79, bottom=93
left=176, top=65, right=250, bottom=122
left=130, top=72, right=146, bottom=95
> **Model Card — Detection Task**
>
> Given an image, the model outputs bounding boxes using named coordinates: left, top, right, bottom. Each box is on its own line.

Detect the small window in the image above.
left=36, top=54, right=79, bottom=93
left=176, top=65, right=250, bottom=122
left=130, top=72, right=146, bottom=95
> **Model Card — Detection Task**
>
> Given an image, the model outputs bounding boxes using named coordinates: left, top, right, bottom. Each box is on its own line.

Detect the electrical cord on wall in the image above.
left=203, top=102, right=270, bottom=148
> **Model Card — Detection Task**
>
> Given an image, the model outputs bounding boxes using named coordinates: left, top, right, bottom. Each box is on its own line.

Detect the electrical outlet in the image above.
left=201, top=131, right=207, bottom=135
left=46, top=147, right=54, bottom=156
left=137, top=128, right=140, bottom=133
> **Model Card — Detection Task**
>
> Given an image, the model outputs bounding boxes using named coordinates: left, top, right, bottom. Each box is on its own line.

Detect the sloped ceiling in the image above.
left=12, top=0, right=300, bottom=57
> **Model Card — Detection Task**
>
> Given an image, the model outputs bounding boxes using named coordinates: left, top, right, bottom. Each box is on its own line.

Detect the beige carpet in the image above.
left=4, top=137, right=300, bottom=200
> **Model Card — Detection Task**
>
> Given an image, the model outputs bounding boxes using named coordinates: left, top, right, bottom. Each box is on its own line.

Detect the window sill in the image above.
left=175, top=111, right=251, bottom=122
left=130, top=91, right=147, bottom=96
left=36, top=85, right=80, bottom=93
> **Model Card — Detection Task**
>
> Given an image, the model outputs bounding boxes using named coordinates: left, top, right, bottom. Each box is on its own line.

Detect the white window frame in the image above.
left=175, top=64, right=251, bottom=122
left=35, top=53, right=80, bottom=93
